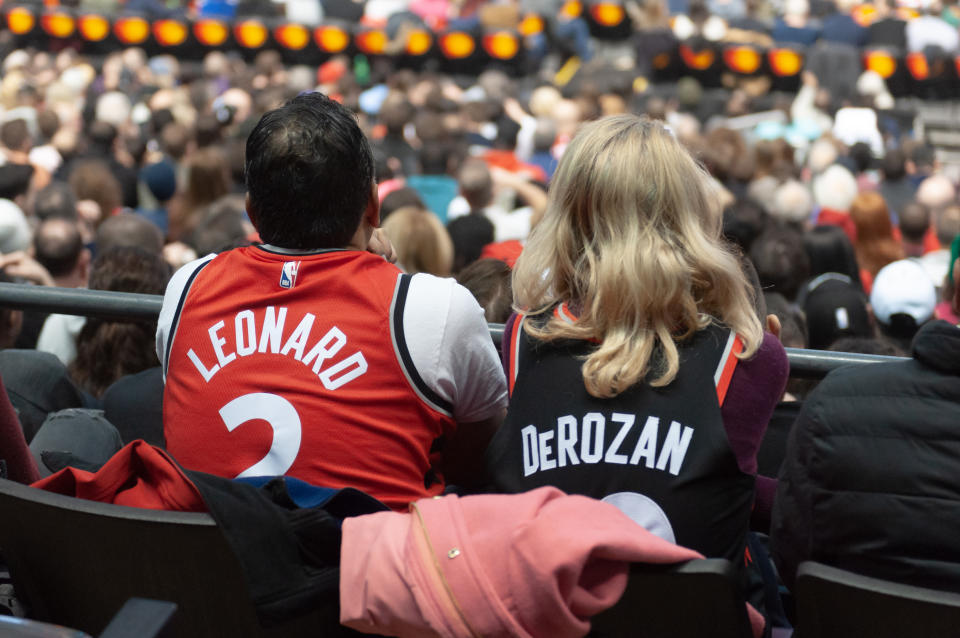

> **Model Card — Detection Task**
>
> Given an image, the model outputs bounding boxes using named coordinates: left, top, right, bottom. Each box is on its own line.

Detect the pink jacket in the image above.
left=340, top=486, right=764, bottom=638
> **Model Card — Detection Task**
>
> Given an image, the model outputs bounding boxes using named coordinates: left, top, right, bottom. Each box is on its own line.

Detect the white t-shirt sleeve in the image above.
left=156, top=254, right=216, bottom=379
left=402, top=274, right=508, bottom=423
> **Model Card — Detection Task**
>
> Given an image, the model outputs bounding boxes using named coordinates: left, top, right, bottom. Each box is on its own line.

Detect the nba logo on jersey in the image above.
left=279, top=261, right=300, bottom=289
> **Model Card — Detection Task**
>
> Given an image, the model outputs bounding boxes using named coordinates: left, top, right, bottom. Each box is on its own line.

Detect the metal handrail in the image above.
left=0, top=283, right=908, bottom=378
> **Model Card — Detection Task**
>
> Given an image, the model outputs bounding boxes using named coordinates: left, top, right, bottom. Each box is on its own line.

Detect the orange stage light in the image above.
left=679, top=44, right=715, bottom=70
left=589, top=3, right=625, bottom=26
left=905, top=51, right=929, bottom=80
left=275, top=23, right=309, bottom=50
left=405, top=29, right=432, bottom=55
left=767, top=48, right=803, bottom=77
left=153, top=19, right=188, bottom=46
left=355, top=29, right=387, bottom=54
left=41, top=12, right=74, bottom=38
left=482, top=31, right=519, bottom=60
left=863, top=50, right=896, bottom=79
left=7, top=8, right=36, bottom=35
left=723, top=46, right=761, bottom=74
left=561, top=0, right=582, bottom=18
left=851, top=4, right=877, bottom=26
left=439, top=31, right=475, bottom=58
left=114, top=17, right=150, bottom=44
left=78, top=14, right=109, bottom=40
left=194, top=19, right=229, bottom=46
left=233, top=21, right=268, bottom=48
left=519, top=13, right=544, bottom=36
left=314, top=25, right=350, bottom=52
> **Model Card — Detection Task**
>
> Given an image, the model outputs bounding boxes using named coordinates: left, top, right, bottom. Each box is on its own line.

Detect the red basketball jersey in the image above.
left=162, top=246, right=456, bottom=510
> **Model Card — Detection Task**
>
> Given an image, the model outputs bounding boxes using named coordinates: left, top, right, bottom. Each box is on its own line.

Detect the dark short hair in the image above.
left=34, top=181, right=78, bottom=221
left=34, top=219, right=83, bottom=277
left=0, top=119, right=29, bottom=151
left=245, top=92, right=374, bottom=249
left=749, top=224, right=810, bottom=301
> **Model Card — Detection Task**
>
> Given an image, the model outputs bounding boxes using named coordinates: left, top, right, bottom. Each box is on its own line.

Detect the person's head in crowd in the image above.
left=68, top=247, right=171, bottom=398
left=95, top=212, right=164, bottom=256
left=880, top=148, right=907, bottom=182
left=245, top=92, right=376, bottom=250
left=803, top=224, right=863, bottom=285
left=529, top=86, right=563, bottom=119
left=771, top=180, right=813, bottom=228
left=381, top=187, right=426, bottom=222
left=456, top=258, right=513, bottom=323
left=36, top=109, right=60, bottom=143
left=799, top=273, right=872, bottom=349
left=828, top=336, right=905, bottom=357
left=753, top=138, right=796, bottom=181
left=746, top=175, right=779, bottom=215
left=493, top=117, right=521, bottom=152
left=764, top=291, right=807, bottom=349
left=458, top=159, right=494, bottom=213
left=70, top=158, right=123, bottom=220
left=140, top=159, right=177, bottom=206
left=532, top=119, right=557, bottom=155
left=870, top=259, right=937, bottom=349
left=916, top=174, right=956, bottom=214
left=379, top=94, right=415, bottom=137
left=907, top=143, right=937, bottom=178
left=448, top=213, right=495, bottom=274
left=194, top=113, right=223, bottom=148
left=94, top=92, right=131, bottom=130
left=850, top=191, right=904, bottom=278
left=382, top=206, right=454, bottom=277
left=813, top=164, right=858, bottom=213
left=702, top=128, right=754, bottom=186
left=899, top=201, right=931, bottom=257
left=418, top=142, right=456, bottom=177
left=33, top=218, right=89, bottom=288
left=160, top=121, right=191, bottom=164
left=807, top=139, right=838, bottom=177
left=172, top=146, right=231, bottom=239
left=0, top=118, right=31, bottom=154
left=750, top=224, right=811, bottom=301
left=86, top=120, right=119, bottom=159
left=513, top=114, right=763, bottom=395
left=551, top=99, right=582, bottom=141
left=184, top=194, right=251, bottom=255
left=847, top=142, right=873, bottom=175
left=0, top=162, right=35, bottom=204
left=33, top=180, right=77, bottom=222
left=722, top=198, right=768, bottom=254
left=935, top=205, right=960, bottom=251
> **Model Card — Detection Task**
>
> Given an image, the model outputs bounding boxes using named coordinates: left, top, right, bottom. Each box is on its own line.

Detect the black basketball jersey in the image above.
left=486, top=305, right=754, bottom=562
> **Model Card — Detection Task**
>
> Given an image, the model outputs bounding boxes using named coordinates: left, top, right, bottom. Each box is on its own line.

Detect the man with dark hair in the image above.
left=95, top=212, right=165, bottom=256
left=749, top=225, right=811, bottom=301
left=34, top=219, right=89, bottom=288
left=158, top=93, right=506, bottom=511
left=33, top=181, right=78, bottom=222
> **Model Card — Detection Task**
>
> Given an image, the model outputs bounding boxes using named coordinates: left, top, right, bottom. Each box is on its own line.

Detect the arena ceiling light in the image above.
left=78, top=14, right=109, bottom=41
left=6, top=8, right=35, bottom=35
left=194, top=19, right=229, bottom=46
left=863, top=50, right=896, bottom=79
left=767, top=48, right=803, bottom=77
left=114, top=17, right=150, bottom=45
left=153, top=19, right=188, bottom=46
left=679, top=44, right=715, bottom=70
left=482, top=31, right=519, bottom=60
left=233, top=20, right=268, bottom=48
left=404, top=29, right=433, bottom=56
left=314, top=25, right=350, bottom=53
left=589, top=3, right=626, bottom=27
left=519, top=13, right=544, bottom=36
left=275, top=23, right=310, bottom=50
left=439, top=31, right=475, bottom=59
left=355, top=29, right=387, bottom=54
left=723, top=45, right=761, bottom=74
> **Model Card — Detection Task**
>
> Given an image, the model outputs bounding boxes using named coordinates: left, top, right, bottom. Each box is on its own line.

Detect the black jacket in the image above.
left=771, top=320, right=960, bottom=592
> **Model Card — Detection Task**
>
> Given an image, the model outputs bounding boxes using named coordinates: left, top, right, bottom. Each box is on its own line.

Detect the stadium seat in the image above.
left=590, top=558, right=753, bottom=637
left=794, top=561, right=960, bottom=638
left=0, top=478, right=355, bottom=638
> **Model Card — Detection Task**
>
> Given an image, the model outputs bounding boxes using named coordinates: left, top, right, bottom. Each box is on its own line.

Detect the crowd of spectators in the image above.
left=1, top=0, right=960, bottom=632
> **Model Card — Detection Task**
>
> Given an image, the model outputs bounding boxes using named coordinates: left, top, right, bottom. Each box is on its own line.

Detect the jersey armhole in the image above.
left=390, top=273, right=454, bottom=417
left=714, top=330, right=744, bottom=407
left=163, top=259, right=213, bottom=374
left=507, top=315, right=526, bottom=397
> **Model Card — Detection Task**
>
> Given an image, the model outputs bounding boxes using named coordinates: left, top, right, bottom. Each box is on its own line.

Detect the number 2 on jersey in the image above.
left=218, top=393, right=303, bottom=478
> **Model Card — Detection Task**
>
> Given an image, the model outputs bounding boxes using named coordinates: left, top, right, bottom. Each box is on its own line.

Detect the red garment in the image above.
left=32, top=440, right=206, bottom=511
left=480, top=240, right=523, bottom=268
left=816, top=208, right=857, bottom=243
left=923, top=227, right=941, bottom=255
left=0, top=372, right=39, bottom=484
left=163, top=248, right=455, bottom=511
left=483, top=150, right=547, bottom=183
left=935, top=300, right=960, bottom=324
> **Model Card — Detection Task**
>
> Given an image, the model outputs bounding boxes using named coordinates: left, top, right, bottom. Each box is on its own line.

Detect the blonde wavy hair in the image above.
left=512, top=114, right=762, bottom=398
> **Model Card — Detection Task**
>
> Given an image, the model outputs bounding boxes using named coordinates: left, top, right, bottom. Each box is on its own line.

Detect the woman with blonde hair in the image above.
left=486, top=115, right=788, bottom=563
left=381, top=205, right=454, bottom=277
